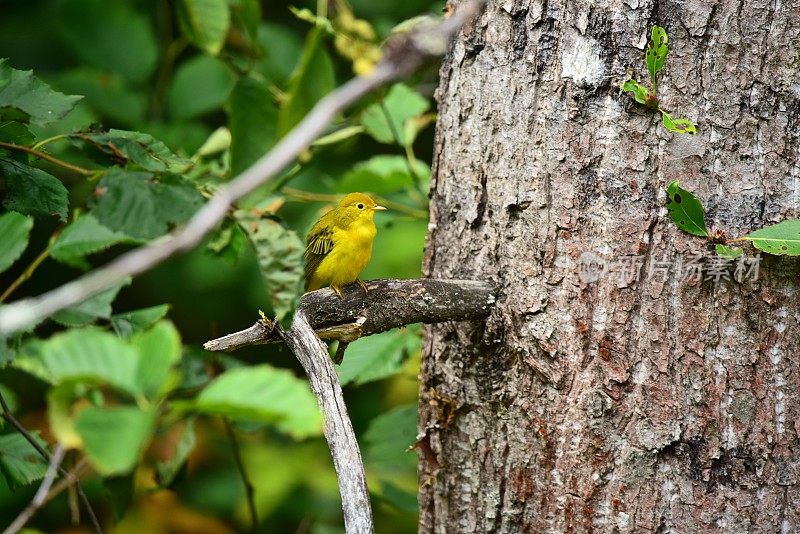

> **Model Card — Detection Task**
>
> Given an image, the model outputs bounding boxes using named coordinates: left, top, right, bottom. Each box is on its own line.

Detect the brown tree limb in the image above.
left=278, top=311, right=374, bottom=533
left=204, top=279, right=495, bottom=352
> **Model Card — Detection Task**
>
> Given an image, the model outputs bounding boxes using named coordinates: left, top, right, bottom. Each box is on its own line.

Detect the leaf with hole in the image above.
left=621, top=79, right=651, bottom=105
left=661, top=111, right=697, bottom=135
left=646, top=25, right=668, bottom=86
left=0, top=211, right=32, bottom=275
left=0, top=59, right=82, bottom=125
left=666, top=181, right=708, bottom=237
left=715, top=244, right=743, bottom=259
left=743, top=220, right=800, bottom=256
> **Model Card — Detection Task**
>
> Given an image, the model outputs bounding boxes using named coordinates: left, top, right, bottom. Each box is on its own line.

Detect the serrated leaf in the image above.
left=0, top=158, right=69, bottom=221
left=14, top=328, right=141, bottom=396
left=156, top=419, right=197, bottom=487
left=0, top=211, right=32, bottom=275
left=277, top=28, right=335, bottom=137
left=0, top=432, right=48, bottom=489
left=237, top=215, right=304, bottom=322
left=90, top=170, right=204, bottom=240
left=190, top=365, right=322, bottom=439
left=111, top=305, right=171, bottom=339
left=646, top=25, right=668, bottom=85
left=364, top=404, right=418, bottom=473
left=666, top=181, right=708, bottom=237
left=79, top=129, right=193, bottom=173
left=361, top=84, right=430, bottom=146
left=744, top=220, right=800, bottom=256
left=226, top=74, right=278, bottom=175
left=57, top=0, right=158, bottom=83
left=661, top=111, right=697, bottom=134
left=52, top=279, right=130, bottom=327
left=337, top=329, right=419, bottom=386
left=132, top=321, right=181, bottom=400
left=51, top=214, right=133, bottom=268
left=75, top=406, right=156, bottom=475
left=621, top=79, right=651, bottom=105
left=167, top=56, right=236, bottom=120
left=0, top=59, right=82, bottom=125
left=336, top=155, right=431, bottom=195
left=177, top=0, right=232, bottom=55
left=715, top=244, right=743, bottom=259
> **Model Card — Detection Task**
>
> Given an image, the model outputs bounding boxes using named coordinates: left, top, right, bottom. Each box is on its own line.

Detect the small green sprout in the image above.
left=621, top=26, right=697, bottom=134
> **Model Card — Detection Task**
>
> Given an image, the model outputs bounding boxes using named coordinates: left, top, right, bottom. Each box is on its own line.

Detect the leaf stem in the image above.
left=0, top=245, right=52, bottom=303
left=0, top=141, right=94, bottom=176
left=31, top=134, right=68, bottom=151
left=378, top=100, right=426, bottom=197
left=223, top=419, right=258, bottom=533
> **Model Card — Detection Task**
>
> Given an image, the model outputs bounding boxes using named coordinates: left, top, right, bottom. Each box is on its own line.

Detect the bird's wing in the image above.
left=304, top=214, right=335, bottom=287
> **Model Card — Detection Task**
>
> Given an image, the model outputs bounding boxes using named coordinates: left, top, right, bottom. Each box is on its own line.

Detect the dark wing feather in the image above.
left=304, top=217, right=335, bottom=288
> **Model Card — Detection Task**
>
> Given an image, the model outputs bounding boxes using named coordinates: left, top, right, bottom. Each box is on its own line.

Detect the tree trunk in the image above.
left=419, top=0, right=800, bottom=532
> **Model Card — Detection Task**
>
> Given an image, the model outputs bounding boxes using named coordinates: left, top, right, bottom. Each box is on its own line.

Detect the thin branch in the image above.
left=223, top=419, right=258, bottom=533
left=0, top=141, right=94, bottom=176
left=3, top=444, right=66, bottom=534
left=279, top=311, right=373, bottom=533
left=204, top=279, right=495, bottom=352
left=282, top=187, right=428, bottom=219
left=0, top=0, right=485, bottom=336
left=0, top=246, right=52, bottom=303
left=0, top=392, right=104, bottom=534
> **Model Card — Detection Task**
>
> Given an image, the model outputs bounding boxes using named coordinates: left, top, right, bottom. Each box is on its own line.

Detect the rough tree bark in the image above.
left=420, top=0, right=800, bottom=532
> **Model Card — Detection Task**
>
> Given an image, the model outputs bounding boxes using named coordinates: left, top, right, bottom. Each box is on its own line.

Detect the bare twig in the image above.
left=0, top=141, right=94, bottom=176
left=0, top=392, right=103, bottom=534
left=223, top=419, right=258, bottom=533
left=204, top=279, right=495, bottom=352
left=0, top=0, right=485, bottom=336
left=3, top=444, right=66, bottom=534
left=279, top=311, right=373, bottom=533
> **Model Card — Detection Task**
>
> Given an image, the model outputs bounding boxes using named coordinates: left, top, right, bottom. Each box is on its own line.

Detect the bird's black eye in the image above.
left=357, top=203, right=364, bottom=209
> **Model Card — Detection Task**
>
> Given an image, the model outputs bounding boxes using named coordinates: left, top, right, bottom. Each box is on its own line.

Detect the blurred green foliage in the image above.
left=0, top=0, right=442, bottom=531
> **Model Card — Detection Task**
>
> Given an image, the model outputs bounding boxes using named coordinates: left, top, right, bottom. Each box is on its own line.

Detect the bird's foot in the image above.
left=331, top=285, right=344, bottom=298
left=356, top=279, right=368, bottom=296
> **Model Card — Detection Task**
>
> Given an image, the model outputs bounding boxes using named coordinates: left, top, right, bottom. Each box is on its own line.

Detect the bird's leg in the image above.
left=331, top=284, right=344, bottom=298
left=356, top=279, right=368, bottom=296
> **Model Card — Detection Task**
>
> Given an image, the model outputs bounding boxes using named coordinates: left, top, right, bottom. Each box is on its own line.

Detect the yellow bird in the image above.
left=304, top=192, right=386, bottom=297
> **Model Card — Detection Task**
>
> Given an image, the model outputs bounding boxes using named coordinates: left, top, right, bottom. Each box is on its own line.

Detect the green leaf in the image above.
left=237, top=214, right=304, bottom=322
left=90, top=170, right=204, bottom=240
left=51, top=214, right=133, bottom=268
left=79, top=129, right=193, bottom=174
left=336, top=155, right=431, bottom=195
left=111, top=305, right=171, bottom=339
left=0, top=211, right=32, bottom=275
left=226, top=74, right=278, bottom=175
left=75, top=406, right=156, bottom=475
left=156, top=419, right=197, bottom=487
left=57, top=0, right=158, bottom=83
left=52, top=279, right=130, bottom=327
left=229, top=0, right=261, bottom=42
left=0, top=432, right=48, bottom=489
left=15, top=328, right=141, bottom=396
left=337, top=329, right=419, bottom=386
left=364, top=404, right=418, bottom=473
left=190, top=365, right=322, bottom=439
left=0, top=158, right=69, bottom=221
left=744, top=220, right=800, bottom=256
left=661, top=111, right=697, bottom=134
left=177, top=0, right=232, bottom=55
left=715, top=244, right=743, bottom=259
left=361, top=84, right=430, bottom=146
left=132, top=321, right=182, bottom=400
left=255, top=23, right=304, bottom=83
left=646, top=25, right=668, bottom=86
left=0, top=59, right=82, bottom=125
left=52, top=68, right=145, bottom=126
left=665, top=181, right=708, bottom=237
left=167, top=56, right=236, bottom=120
left=277, top=28, right=335, bottom=137
left=621, top=79, right=650, bottom=105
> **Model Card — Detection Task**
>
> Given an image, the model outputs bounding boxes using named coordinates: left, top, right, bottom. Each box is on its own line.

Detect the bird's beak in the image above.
left=373, top=205, right=387, bottom=211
